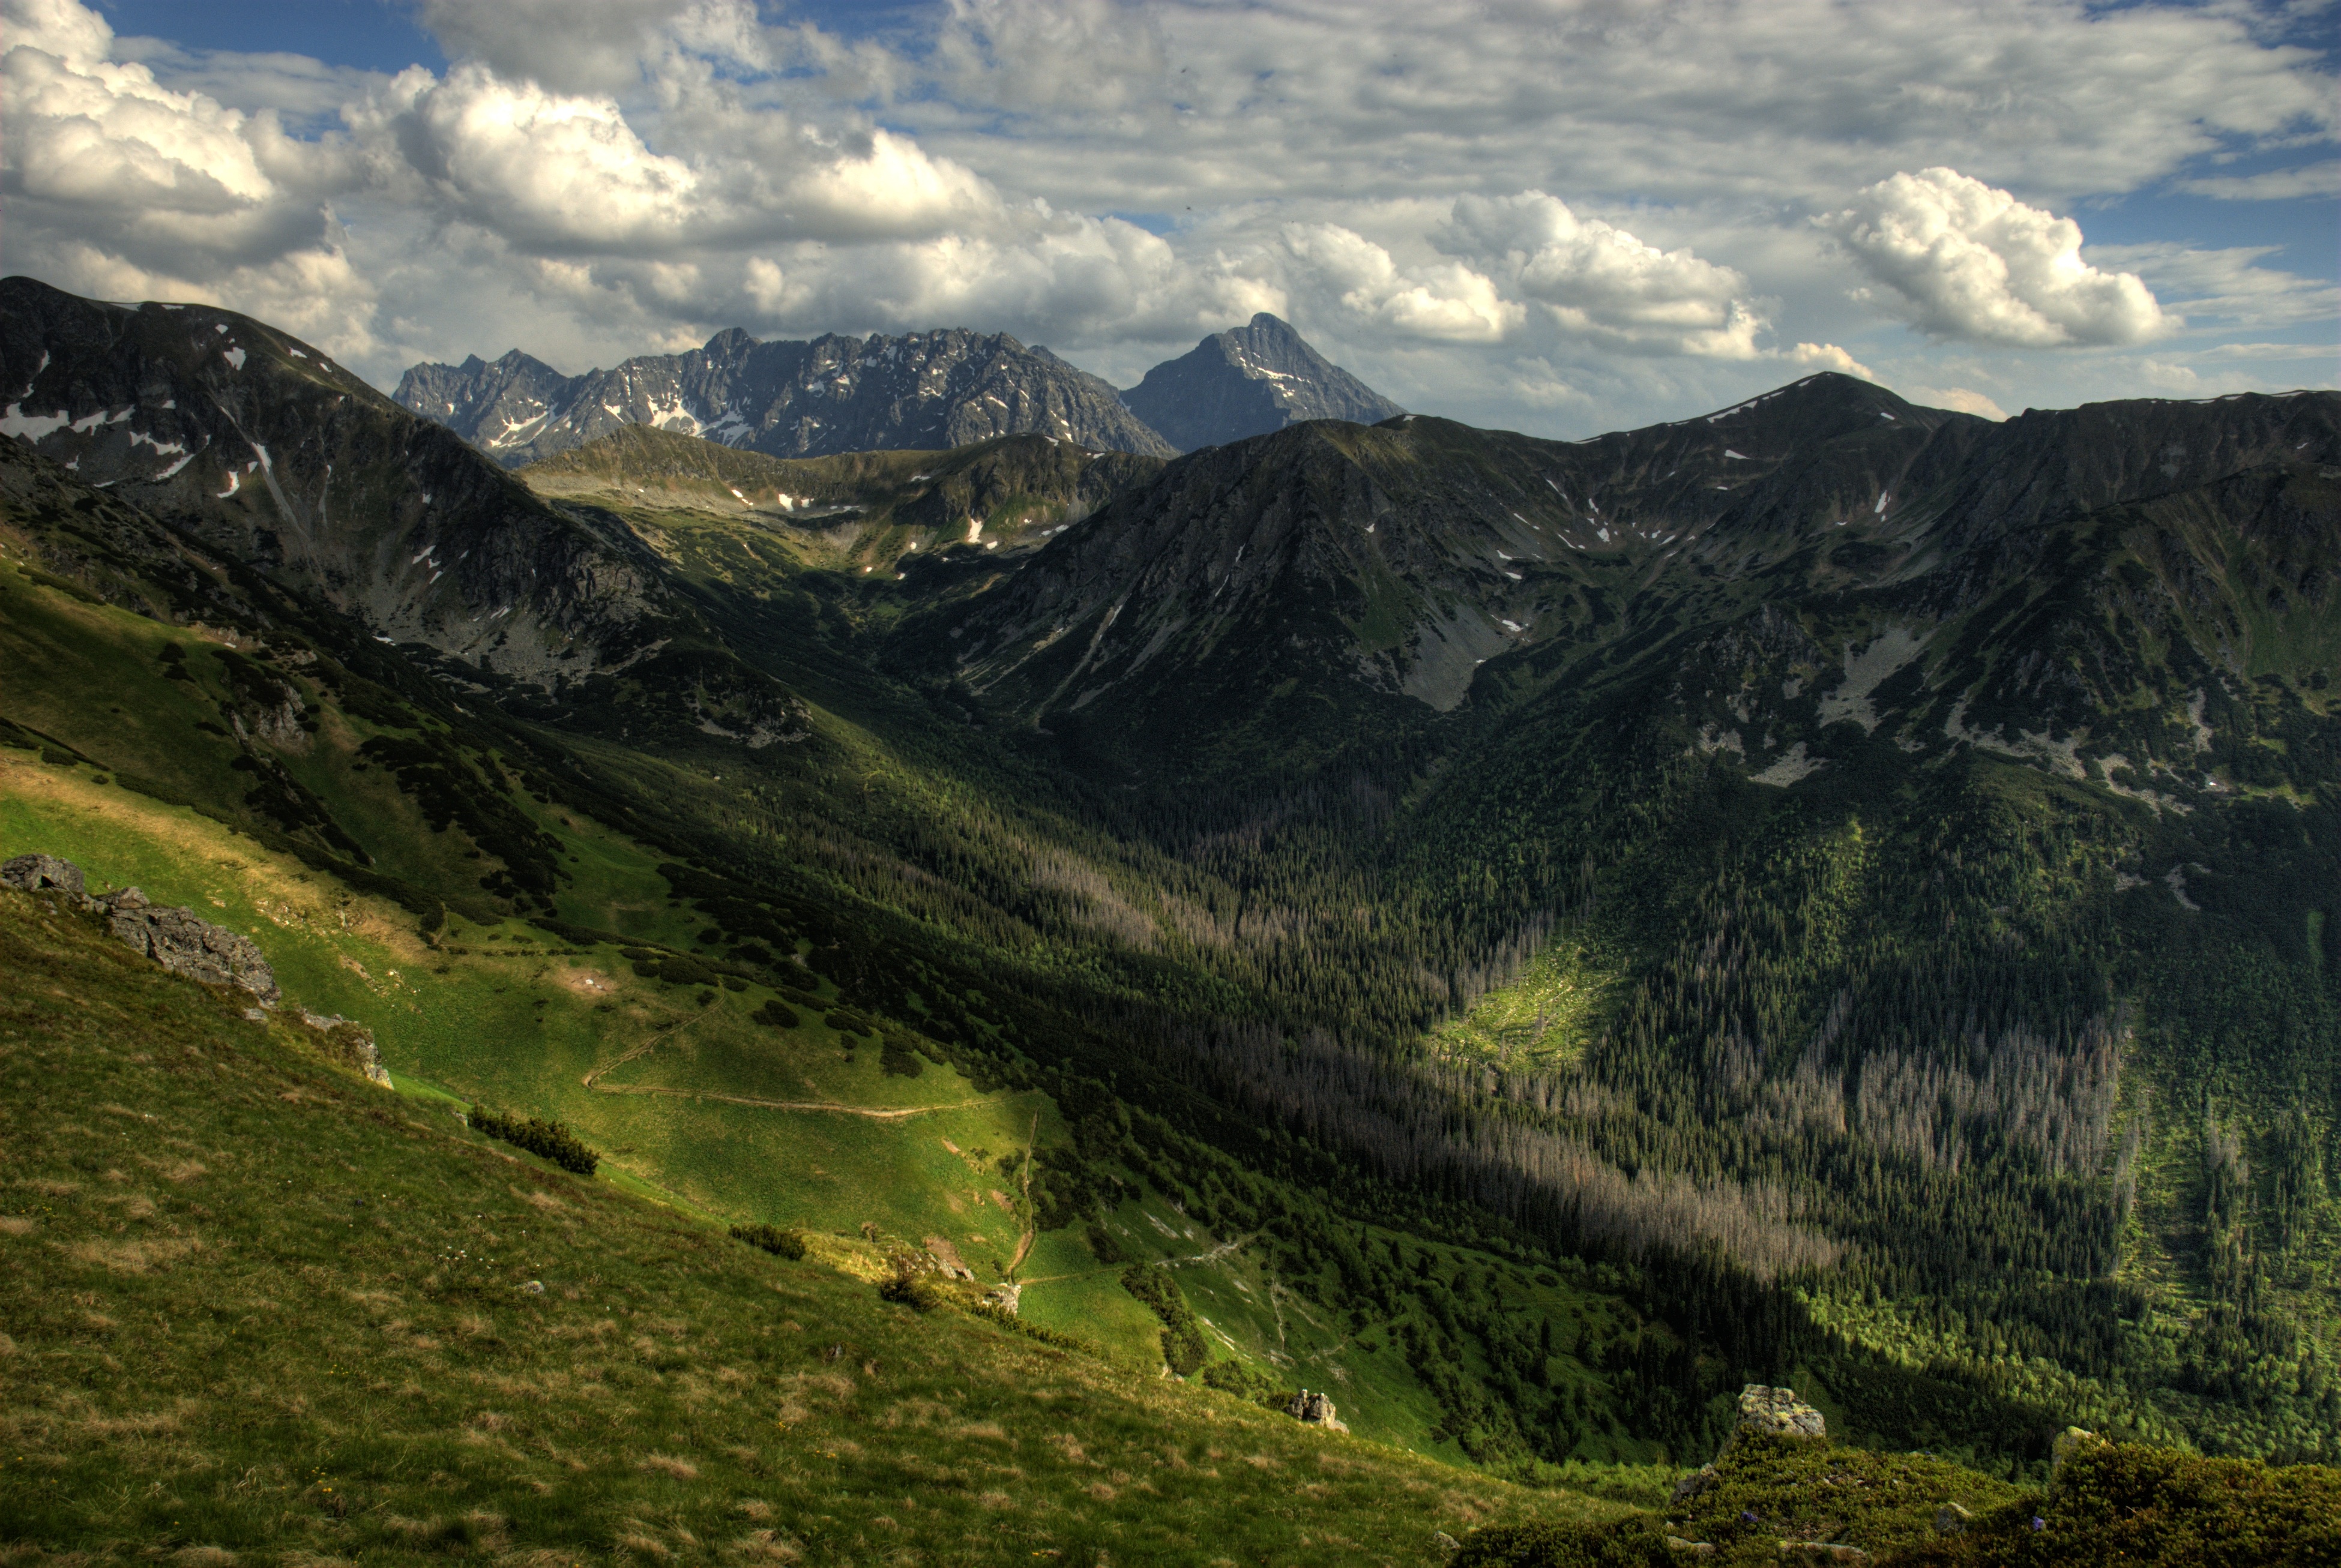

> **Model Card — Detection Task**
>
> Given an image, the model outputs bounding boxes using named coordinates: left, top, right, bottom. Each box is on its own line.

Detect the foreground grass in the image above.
left=0, top=885, right=1624, bottom=1564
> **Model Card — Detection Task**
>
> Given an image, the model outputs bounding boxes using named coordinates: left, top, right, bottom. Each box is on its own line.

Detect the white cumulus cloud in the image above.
left=1281, top=223, right=1520, bottom=343
left=0, top=0, right=376, bottom=356
left=1821, top=167, right=2168, bottom=348
left=1436, top=192, right=1762, bottom=358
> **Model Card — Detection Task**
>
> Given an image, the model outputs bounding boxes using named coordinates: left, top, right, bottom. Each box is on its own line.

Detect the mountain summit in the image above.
left=394, top=328, right=1176, bottom=467
left=1118, top=312, right=1404, bottom=452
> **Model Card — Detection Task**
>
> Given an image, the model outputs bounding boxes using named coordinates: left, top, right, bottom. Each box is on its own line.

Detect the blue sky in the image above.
left=11, top=0, right=2335, bottom=433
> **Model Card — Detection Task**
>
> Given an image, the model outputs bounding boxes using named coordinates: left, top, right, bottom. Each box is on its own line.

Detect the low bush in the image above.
left=879, top=1032, right=925, bottom=1077
left=1199, top=1359, right=1293, bottom=1408
left=466, top=1108, right=598, bottom=1176
left=752, top=998, right=798, bottom=1029
left=1121, top=1262, right=1208, bottom=1377
left=878, top=1263, right=942, bottom=1311
left=729, top=1222, right=806, bottom=1260
left=1453, top=1519, right=1674, bottom=1567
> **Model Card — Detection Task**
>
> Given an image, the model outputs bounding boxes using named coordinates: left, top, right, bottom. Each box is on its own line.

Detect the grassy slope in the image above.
left=0, top=883, right=1630, bottom=1564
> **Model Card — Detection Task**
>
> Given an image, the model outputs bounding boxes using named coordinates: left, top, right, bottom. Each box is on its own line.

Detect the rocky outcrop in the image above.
left=1669, top=1386, right=1828, bottom=1500
left=1284, top=1389, right=1349, bottom=1434
left=1, top=852, right=83, bottom=897
left=396, top=329, right=1176, bottom=466
left=1735, top=1384, right=1828, bottom=1441
left=300, top=1010, right=391, bottom=1086
left=4, top=853, right=278, bottom=1003
left=97, top=888, right=280, bottom=1005
left=1119, top=313, right=1403, bottom=452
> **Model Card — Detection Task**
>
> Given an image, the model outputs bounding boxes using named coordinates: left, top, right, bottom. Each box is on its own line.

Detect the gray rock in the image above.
left=1284, top=1389, right=1349, bottom=1434
left=2, top=852, right=84, bottom=896
left=101, top=888, right=280, bottom=1005
left=1935, top=1503, right=1974, bottom=1535
left=1735, top=1384, right=1827, bottom=1441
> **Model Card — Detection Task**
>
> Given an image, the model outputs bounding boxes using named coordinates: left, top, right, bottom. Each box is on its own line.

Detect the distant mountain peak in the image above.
left=1119, top=316, right=1404, bottom=453
left=394, top=328, right=1174, bottom=467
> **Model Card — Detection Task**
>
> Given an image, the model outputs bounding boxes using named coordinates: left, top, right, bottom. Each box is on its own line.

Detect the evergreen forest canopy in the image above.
left=2, top=273, right=2337, bottom=1520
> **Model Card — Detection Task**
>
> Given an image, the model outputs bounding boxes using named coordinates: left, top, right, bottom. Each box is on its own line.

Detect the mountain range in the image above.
left=394, top=311, right=1401, bottom=466
left=4, top=272, right=2338, bottom=1555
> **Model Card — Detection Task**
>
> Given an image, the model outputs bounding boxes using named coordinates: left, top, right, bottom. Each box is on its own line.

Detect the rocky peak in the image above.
left=1119, top=312, right=1403, bottom=452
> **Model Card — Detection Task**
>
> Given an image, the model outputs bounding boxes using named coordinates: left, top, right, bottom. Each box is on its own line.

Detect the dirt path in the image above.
left=580, top=1011, right=702, bottom=1089
left=1005, top=1112, right=1039, bottom=1274
left=588, top=1083, right=992, bottom=1120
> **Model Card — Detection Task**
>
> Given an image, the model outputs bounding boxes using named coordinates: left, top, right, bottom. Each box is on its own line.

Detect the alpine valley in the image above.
left=3, top=272, right=2337, bottom=1566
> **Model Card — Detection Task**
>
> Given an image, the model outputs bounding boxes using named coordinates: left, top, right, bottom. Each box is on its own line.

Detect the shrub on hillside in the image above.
left=1451, top=1520, right=1672, bottom=1567
left=729, top=1223, right=806, bottom=1260
left=467, top=1108, right=598, bottom=1176
left=878, top=1261, right=943, bottom=1311
left=879, top=1031, right=925, bottom=1077
left=1199, top=1359, right=1294, bottom=1409
left=1121, top=1262, right=1208, bottom=1376
left=1894, top=1440, right=2341, bottom=1567
left=752, top=998, right=799, bottom=1029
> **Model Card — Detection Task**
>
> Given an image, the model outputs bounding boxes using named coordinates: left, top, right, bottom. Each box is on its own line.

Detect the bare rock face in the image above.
left=1736, top=1384, right=1827, bottom=1441
left=1119, top=313, right=1403, bottom=453
left=99, top=887, right=281, bottom=1005
left=3, top=853, right=280, bottom=1004
left=396, top=328, right=1175, bottom=466
left=1285, top=1389, right=1349, bottom=1434
left=1, top=853, right=85, bottom=897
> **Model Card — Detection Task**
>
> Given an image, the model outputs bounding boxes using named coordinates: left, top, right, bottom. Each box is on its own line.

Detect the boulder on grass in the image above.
left=1735, top=1385, right=1827, bottom=1441
left=101, top=886, right=280, bottom=1005
left=1, top=852, right=85, bottom=897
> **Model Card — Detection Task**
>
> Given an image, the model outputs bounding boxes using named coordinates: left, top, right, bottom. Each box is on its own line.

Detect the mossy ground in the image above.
left=0, top=885, right=1630, bottom=1564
